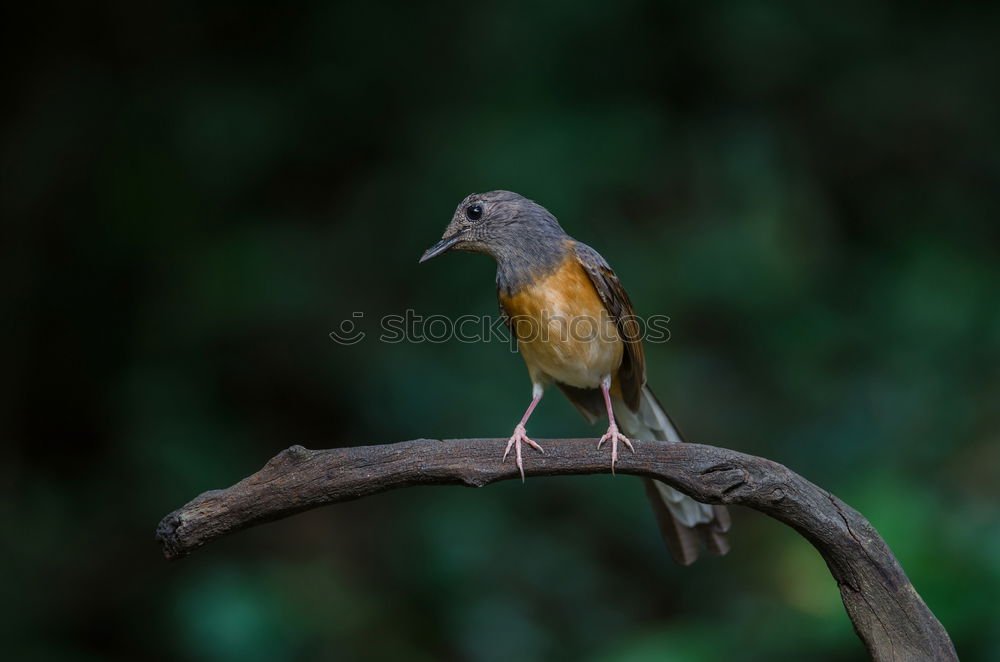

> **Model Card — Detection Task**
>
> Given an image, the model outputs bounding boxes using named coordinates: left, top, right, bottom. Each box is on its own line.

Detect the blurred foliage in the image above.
left=3, top=1, right=999, bottom=660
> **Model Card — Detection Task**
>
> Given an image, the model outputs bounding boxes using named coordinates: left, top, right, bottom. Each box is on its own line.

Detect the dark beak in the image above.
left=419, top=231, right=465, bottom=263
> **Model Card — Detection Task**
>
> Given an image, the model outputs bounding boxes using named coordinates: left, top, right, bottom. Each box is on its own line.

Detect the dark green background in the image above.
left=4, top=2, right=998, bottom=660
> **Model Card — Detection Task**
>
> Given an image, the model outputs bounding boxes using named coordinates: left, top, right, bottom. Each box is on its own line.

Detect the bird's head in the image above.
left=419, top=190, right=565, bottom=264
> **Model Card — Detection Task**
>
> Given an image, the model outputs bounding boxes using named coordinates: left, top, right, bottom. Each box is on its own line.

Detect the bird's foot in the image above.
left=502, top=424, right=544, bottom=482
left=597, top=423, right=634, bottom=474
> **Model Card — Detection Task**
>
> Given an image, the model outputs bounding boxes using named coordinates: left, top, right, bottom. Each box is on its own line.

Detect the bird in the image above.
left=419, top=190, right=730, bottom=565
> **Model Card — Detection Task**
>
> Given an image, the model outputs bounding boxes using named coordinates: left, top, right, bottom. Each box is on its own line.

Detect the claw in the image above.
left=503, top=424, right=544, bottom=481
left=598, top=423, right=632, bottom=474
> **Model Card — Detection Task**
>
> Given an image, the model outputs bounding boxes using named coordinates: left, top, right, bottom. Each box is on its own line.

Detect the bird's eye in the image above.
left=466, top=203, right=483, bottom=221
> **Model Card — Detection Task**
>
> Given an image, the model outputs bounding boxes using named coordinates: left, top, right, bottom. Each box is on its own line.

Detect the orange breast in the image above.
left=500, top=255, right=623, bottom=389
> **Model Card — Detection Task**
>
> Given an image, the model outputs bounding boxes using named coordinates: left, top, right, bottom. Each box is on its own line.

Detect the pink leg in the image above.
left=597, top=376, right=634, bottom=473
left=503, top=384, right=545, bottom=481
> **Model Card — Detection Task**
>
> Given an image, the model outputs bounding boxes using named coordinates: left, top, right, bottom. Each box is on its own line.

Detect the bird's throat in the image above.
left=494, top=236, right=572, bottom=296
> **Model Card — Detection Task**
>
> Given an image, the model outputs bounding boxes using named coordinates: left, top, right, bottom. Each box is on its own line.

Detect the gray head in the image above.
left=419, top=191, right=569, bottom=273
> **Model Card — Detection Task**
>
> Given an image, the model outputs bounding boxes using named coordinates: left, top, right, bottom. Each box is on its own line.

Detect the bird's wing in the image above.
left=573, top=241, right=645, bottom=411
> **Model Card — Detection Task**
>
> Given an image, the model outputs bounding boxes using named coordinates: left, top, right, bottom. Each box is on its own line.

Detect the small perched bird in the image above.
left=420, top=190, right=730, bottom=564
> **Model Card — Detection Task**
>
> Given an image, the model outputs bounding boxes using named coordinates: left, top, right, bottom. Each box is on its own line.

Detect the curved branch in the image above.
left=155, top=438, right=956, bottom=662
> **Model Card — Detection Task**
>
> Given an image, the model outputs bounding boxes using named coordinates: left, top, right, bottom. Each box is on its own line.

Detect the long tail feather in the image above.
left=613, top=385, right=731, bottom=565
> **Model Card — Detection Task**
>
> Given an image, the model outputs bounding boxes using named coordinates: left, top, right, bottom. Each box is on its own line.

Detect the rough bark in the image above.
left=156, top=438, right=957, bottom=662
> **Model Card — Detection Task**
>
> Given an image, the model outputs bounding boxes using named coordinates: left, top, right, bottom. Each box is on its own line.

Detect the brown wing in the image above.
left=573, top=241, right=645, bottom=411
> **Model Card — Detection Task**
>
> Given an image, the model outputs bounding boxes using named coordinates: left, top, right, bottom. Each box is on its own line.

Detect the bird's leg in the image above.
left=597, top=375, right=634, bottom=473
left=503, top=383, right=545, bottom=481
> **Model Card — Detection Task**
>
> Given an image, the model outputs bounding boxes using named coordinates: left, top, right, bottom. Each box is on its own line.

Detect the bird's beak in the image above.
left=419, top=230, right=465, bottom=263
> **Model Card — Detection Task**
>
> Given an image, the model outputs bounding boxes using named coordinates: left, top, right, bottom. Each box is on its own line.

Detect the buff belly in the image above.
left=500, top=255, right=624, bottom=389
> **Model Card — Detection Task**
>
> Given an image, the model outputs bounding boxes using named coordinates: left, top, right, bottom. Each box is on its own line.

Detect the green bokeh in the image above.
left=3, top=2, right=999, bottom=660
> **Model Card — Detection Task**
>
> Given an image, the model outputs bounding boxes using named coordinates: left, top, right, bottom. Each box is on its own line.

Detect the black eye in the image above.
left=466, top=203, right=483, bottom=221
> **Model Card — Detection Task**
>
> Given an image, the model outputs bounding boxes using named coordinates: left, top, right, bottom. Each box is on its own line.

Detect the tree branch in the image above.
left=155, top=438, right=956, bottom=662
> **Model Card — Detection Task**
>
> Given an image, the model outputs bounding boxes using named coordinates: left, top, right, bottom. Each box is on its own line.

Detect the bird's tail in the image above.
left=613, top=385, right=731, bottom=565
